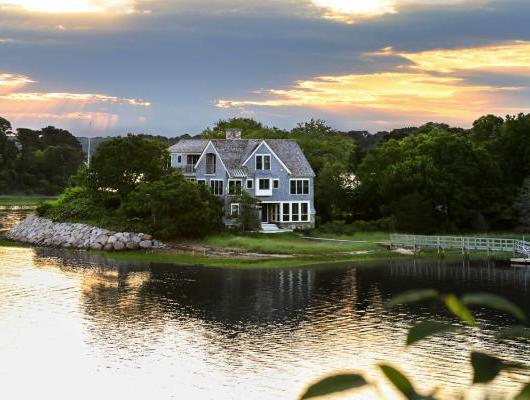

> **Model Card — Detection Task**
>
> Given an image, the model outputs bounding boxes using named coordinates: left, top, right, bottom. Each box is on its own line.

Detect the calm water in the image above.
left=1, top=243, right=530, bottom=400
left=0, top=205, right=34, bottom=229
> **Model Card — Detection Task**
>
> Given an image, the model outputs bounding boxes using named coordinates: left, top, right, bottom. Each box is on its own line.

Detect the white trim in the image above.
left=242, top=141, right=292, bottom=174
left=195, top=141, right=231, bottom=177
left=230, top=203, right=240, bottom=217
left=256, top=178, right=272, bottom=197
left=289, top=178, right=310, bottom=195
left=261, top=201, right=311, bottom=223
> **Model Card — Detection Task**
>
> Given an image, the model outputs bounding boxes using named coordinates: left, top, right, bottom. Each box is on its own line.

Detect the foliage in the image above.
left=87, top=135, right=169, bottom=203
left=514, top=178, right=530, bottom=229
left=300, top=374, right=368, bottom=399
left=316, top=218, right=395, bottom=235
left=300, top=289, right=530, bottom=399
left=230, top=191, right=260, bottom=232
left=122, top=172, right=223, bottom=238
left=0, top=119, right=84, bottom=194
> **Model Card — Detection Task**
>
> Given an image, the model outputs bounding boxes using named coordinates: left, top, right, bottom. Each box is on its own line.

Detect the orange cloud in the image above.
left=0, top=71, right=150, bottom=132
left=217, top=41, right=530, bottom=124
left=368, top=41, right=530, bottom=73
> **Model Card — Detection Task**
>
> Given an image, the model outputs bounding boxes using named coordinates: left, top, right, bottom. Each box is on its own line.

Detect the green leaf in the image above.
left=497, top=326, right=530, bottom=340
left=514, top=382, right=530, bottom=400
left=378, top=364, right=418, bottom=399
left=385, top=289, right=439, bottom=308
left=462, top=293, right=527, bottom=321
left=444, top=294, right=475, bottom=326
left=407, top=321, right=460, bottom=346
left=471, top=352, right=527, bottom=384
left=471, top=352, right=505, bottom=383
left=299, top=373, right=368, bottom=399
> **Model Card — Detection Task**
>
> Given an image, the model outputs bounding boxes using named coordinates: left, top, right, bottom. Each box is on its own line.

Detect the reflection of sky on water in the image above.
left=1, top=246, right=529, bottom=399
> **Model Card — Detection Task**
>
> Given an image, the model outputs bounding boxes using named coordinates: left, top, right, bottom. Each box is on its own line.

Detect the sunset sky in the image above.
left=0, top=0, right=529, bottom=136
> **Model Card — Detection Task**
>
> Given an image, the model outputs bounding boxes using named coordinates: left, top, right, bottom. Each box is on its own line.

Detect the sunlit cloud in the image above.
left=217, top=41, right=530, bottom=125
left=368, top=41, right=530, bottom=73
left=0, top=72, right=150, bottom=133
left=0, top=0, right=135, bottom=14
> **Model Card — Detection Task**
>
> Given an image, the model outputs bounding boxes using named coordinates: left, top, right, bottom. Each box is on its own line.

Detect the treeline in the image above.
left=0, top=117, right=84, bottom=194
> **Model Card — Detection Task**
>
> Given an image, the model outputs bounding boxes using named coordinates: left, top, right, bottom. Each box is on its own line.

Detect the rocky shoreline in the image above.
left=6, top=215, right=165, bottom=251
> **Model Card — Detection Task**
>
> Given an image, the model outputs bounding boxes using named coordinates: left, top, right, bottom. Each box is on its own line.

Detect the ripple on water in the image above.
left=0, top=246, right=530, bottom=399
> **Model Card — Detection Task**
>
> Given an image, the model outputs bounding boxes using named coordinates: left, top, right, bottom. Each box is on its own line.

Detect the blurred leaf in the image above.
left=444, top=294, right=475, bottom=326
left=471, top=352, right=528, bottom=384
left=514, top=382, right=530, bottom=400
left=471, top=352, right=505, bottom=383
left=385, top=289, right=439, bottom=308
left=378, top=364, right=429, bottom=399
left=407, top=321, right=460, bottom=346
left=462, top=293, right=526, bottom=321
left=299, top=373, right=368, bottom=399
left=497, top=326, right=530, bottom=340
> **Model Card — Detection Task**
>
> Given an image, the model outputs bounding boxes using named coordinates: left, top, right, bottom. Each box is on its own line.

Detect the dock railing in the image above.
left=389, top=234, right=530, bottom=257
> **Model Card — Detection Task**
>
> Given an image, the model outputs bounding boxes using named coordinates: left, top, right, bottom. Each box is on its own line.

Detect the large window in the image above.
left=301, top=203, right=309, bottom=221
left=210, top=180, right=223, bottom=195
left=228, top=179, right=242, bottom=194
left=290, top=179, right=310, bottom=195
left=256, top=155, right=271, bottom=170
left=186, top=154, right=200, bottom=165
left=292, top=203, right=299, bottom=222
left=280, top=202, right=310, bottom=222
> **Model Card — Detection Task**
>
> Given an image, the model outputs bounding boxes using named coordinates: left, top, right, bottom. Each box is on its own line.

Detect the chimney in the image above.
left=225, top=128, right=242, bottom=140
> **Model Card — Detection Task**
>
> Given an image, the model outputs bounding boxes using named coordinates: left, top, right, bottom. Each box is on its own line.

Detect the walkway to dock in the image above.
left=386, top=234, right=530, bottom=258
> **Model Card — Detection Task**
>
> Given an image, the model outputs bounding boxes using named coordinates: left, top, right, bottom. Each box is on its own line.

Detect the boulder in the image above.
left=139, top=240, right=152, bottom=249
left=113, top=241, right=125, bottom=251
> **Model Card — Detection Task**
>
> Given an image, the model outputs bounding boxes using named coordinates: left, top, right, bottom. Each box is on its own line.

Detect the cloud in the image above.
left=0, top=72, right=150, bottom=133
left=0, top=0, right=135, bottom=14
left=216, top=40, right=530, bottom=126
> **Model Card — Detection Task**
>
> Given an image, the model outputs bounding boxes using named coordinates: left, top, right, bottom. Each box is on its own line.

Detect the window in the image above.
left=187, top=154, right=200, bottom=166
left=246, top=179, right=253, bottom=189
left=282, top=203, right=289, bottom=222
left=290, top=179, right=310, bottom=195
left=292, top=203, right=299, bottom=222
left=197, top=179, right=206, bottom=185
left=206, top=153, right=216, bottom=174
left=273, top=179, right=279, bottom=189
left=228, top=179, right=242, bottom=194
left=256, top=155, right=271, bottom=170
left=210, top=180, right=223, bottom=195
left=230, top=203, right=240, bottom=218
left=259, top=179, right=270, bottom=190
left=301, top=203, right=309, bottom=221
left=177, top=155, right=182, bottom=164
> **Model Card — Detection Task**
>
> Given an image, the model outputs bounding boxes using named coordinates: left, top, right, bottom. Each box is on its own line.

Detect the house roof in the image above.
left=168, top=139, right=208, bottom=154
left=169, top=138, right=315, bottom=177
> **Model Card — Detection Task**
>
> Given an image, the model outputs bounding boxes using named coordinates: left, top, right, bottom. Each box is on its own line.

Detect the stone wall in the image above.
left=6, top=215, right=165, bottom=251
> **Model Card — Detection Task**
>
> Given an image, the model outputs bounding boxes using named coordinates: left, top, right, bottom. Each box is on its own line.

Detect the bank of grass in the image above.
left=0, top=195, right=55, bottom=206
left=203, top=232, right=381, bottom=255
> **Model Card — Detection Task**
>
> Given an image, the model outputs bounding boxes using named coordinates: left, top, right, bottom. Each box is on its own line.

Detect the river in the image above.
left=1, top=212, right=530, bottom=399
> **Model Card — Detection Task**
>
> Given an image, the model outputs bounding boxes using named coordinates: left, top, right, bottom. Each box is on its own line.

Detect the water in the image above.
left=1, top=243, right=530, bottom=400
left=0, top=205, right=34, bottom=230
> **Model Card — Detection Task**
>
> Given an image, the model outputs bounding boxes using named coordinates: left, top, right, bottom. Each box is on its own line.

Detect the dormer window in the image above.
left=256, top=155, right=271, bottom=170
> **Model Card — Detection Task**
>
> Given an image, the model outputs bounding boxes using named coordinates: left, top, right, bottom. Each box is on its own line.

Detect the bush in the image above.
left=37, top=187, right=105, bottom=222
left=317, top=217, right=396, bottom=235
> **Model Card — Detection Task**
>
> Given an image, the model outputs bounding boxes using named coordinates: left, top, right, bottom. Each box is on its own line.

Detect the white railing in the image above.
left=390, top=234, right=530, bottom=257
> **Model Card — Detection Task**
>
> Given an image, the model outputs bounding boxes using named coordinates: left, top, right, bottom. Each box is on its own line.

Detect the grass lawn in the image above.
left=203, top=232, right=382, bottom=255
left=0, top=195, right=55, bottom=206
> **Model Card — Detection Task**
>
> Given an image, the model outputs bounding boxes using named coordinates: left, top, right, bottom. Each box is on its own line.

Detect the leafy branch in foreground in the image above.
left=298, top=290, right=530, bottom=399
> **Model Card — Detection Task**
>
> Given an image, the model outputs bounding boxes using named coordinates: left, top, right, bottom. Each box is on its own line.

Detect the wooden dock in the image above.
left=386, top=234, right=530, bottom=261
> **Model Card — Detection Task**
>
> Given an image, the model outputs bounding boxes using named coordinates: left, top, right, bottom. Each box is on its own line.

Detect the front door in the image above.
left=261, top=204, right=268, bottom=222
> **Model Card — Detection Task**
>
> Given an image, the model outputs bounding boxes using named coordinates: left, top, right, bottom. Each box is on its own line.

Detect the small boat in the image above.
left=511, top=258, right=530, bottom=265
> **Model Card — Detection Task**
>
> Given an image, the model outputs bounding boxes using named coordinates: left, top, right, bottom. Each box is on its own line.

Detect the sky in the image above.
left=0, top=0, right=529, bottom=136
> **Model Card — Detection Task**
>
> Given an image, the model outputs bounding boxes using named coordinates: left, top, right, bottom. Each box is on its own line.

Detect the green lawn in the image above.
left=203, top=232, right=381, bottom=255
left=0, top=195, right=55, bottom=206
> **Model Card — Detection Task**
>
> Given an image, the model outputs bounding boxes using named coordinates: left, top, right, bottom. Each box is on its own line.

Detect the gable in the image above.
left=242, top=141, right=292, bottom=175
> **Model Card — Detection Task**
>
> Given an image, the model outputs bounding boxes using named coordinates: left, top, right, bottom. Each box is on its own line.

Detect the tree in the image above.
left=0, top=116, right=12, bottom=134
left=123, top=172, right=223, bottom=238
left=514, top=178, right=530, bottom=230
left=88, top=135, right=169, bottom=203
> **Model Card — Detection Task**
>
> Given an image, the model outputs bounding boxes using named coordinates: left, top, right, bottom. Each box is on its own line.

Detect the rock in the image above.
left=113, top=241, right=125, bottom=251
left=126, top=241, right=139, bottom=250
left=104, top=243, right=114, bottom=251
left=95, top=234, right=109, bottom=245
left=139, top=240, right=152, bottom=249
left=108, top=235, right=117, bottom=244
